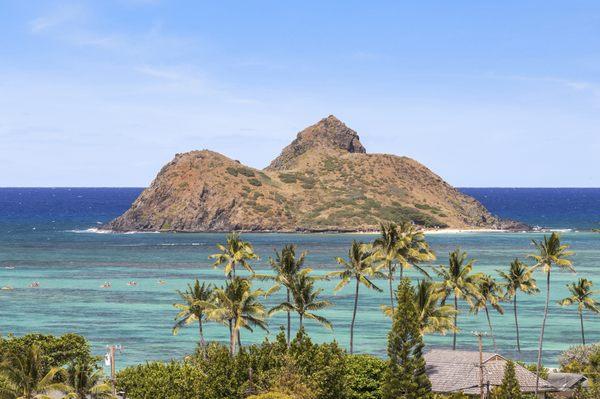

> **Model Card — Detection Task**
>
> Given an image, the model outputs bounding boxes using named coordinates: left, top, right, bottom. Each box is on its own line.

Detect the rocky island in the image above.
left=104, top=116, right=526, bottom=232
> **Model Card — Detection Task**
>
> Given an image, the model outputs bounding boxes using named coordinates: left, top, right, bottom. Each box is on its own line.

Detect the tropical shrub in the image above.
left=345, top=354, right=386, bottom=399
left=559, top=343, right=600, bottom=373
left=116, top=361, right=205, bottom=399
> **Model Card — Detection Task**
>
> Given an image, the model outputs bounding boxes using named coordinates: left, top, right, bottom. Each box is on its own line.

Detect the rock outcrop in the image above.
left=104, top=116, right=527, bottom=232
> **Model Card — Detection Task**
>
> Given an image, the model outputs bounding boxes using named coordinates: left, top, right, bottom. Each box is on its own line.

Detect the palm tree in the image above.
left=529, top=232, right=574, bottom=395
left=415, top=280, right=457, bottom=335
left=64, top=361, right=113, bottom=399
left=433, top=248, right=481, bottom=350
left=0, top=344, right=72, bottom=399
left=558, top=278, right=599, bottom=345
left=498, top=258, right=539, bottom=352
left=383, top=280, right=458, bottom=336
left=202, top=277, right=268, bottom=355
left=373, top=222, right=435, bottom=309
left=172, top=279, right=214, bottom=350
left=256, top=244, right=310, bottom=346
left=470, top=274, right=505, bottom=352
left=269, top=273, right=332, bottom=332
left=329, top=241, right=384, bottom=354
left=209, top=232, right=258, bottom=279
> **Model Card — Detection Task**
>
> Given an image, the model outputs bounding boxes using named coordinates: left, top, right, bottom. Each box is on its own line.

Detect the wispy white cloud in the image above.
left=29, top=5, right=85, bottom=34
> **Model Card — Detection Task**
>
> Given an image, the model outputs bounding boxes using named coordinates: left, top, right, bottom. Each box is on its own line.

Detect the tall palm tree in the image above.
left=0, top=345, right=72, bottom=399
left=329, top=241, right=384, bottom=354
left=373, top=222, right=435, bottom=309
left=172, top=279, right=214, bottom=350
left=209, top=232, right=258, bottom=279
left=256, top=244, right=310, bottom=346
left=498, top=258, right=539, bottom=352
left=202, top=277, right=268, bottom=355
left=529, top=232, right=574, bottom=395
left=470, top=274, right=505, bottom=352
left=64, top=361, right=113, bottom=399
left=433, top=248, right=481, bottom=350
left=269, top=273, right=332, bottom=332
left=558, top=278, right=599, bottom=345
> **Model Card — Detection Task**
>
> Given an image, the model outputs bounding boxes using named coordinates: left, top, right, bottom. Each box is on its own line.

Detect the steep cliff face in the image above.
left=104, top=116, right=526, bottom=232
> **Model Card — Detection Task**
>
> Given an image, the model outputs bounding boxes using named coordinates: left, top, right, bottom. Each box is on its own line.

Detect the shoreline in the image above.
left=74, top=227, right=576, bottom=235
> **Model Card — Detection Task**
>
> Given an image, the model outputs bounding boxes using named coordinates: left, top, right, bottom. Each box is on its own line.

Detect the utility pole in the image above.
left=106, top=344, right=124, bottom=396
left=472, top=331, right=488, bottom=399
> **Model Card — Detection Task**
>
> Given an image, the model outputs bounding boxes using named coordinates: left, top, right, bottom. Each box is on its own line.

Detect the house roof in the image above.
left=546, top=372, right=588, bottom=391
left=424, top=349, right=556, bottom=395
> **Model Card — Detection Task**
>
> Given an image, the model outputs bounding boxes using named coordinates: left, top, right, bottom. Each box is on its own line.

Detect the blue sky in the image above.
left=1, top=1, right=599, bottom=187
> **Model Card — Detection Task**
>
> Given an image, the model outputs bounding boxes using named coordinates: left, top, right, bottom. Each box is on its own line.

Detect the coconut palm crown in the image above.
left=269, top=272, right=332, bottom=332
left=209, top=232, right=258, bottom=279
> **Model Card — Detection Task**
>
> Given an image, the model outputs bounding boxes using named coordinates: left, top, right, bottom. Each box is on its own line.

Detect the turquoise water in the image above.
left=0, top=188, right=599, bottom=369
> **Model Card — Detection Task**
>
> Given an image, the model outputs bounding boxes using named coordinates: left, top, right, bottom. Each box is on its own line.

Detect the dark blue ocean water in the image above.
left=460, top=188, right=600, bottom=230
left=0, top=188, right=599, bottom=368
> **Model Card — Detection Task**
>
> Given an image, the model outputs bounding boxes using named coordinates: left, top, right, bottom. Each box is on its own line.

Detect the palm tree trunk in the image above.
left=535, top=271, right=551, bottom=395
left=514, top=294, right=521, bottom=352
left=453, top=293, right=458, bottom=350
left=299, top=313, right=303, bottom=330
left=286, top=288, right=291, bottom=346
left=199, top=319, right=205, bottom=349
left=350, top=277, right=360, bottom=354
left=238, top=330, right=242, bottom=349
left=388, top=263, right=394, bottom=310
left=580, top=310, right=585, bottom=345
left=485, top=305, right=497, bottom=352
left=230, top=325, right=235, bottom=355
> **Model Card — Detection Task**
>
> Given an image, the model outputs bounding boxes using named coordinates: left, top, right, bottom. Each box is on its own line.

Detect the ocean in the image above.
left=0, top=187, right=599, bottom=369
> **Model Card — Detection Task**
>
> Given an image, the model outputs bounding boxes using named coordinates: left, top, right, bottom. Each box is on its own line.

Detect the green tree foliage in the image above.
left=117, top=330, right=347, bottom=399
left=490, top=361, right=521, bottom=399
left=382, top=279, right=432, bottom=399
left=345, top=354, right=386, bottom=399
left=0, top=333, right=94, bottom=376
left=372, top=222, right=435, bottom=309
left=116, top=361, right=205, bottom=399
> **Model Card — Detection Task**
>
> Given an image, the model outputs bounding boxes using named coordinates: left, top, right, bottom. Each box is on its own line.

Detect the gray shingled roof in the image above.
left=424, top=349, right=556, bottom=394
left=546, top=372, right=588, bottom=391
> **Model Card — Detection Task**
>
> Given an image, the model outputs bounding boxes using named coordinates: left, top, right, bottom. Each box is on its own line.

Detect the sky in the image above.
left=1, top=1, right=599, bottom=187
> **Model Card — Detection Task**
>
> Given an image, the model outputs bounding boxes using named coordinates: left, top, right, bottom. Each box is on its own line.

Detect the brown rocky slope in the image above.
left=104, top=115, right=527, bottom=232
